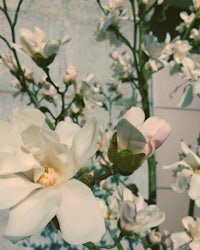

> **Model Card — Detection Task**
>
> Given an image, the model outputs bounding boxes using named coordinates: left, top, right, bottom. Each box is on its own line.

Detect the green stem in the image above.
left=188, top=199, right=195, bottom=217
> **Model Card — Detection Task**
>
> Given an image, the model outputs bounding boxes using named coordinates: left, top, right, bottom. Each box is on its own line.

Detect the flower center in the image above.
left=37, top=166, right=57, bottom=187
left=194, top=167, right=200, bottom=174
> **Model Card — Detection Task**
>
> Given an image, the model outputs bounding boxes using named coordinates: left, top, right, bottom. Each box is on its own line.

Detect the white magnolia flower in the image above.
left=172, top=216, right=200, bottom=250
left=119, top=196, right=165, bottom=233
left=0, top=108, right=105, bottom=244
left=143, top=33, right=171, bottom=71
left=106, top=186, right=165, bottom=233
left=163, top=141, right=200, bottom=207
left=13, top=26, right=71, bottom=67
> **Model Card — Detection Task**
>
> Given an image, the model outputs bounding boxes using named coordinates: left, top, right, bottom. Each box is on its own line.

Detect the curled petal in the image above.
left=9, top=108, right=46, bottom=133
left=140, top=117, right=171, bottom=151
left=0, top=174, right=41, bottom=209
left=117, top=119, right=146, bottom=153
left=3, top=188, right=61, bottom=241
left=57, top=179, right=105, bottom=245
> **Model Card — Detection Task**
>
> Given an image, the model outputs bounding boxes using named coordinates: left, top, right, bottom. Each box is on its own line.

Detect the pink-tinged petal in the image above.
left=123, top=107, right=145, bottom=127
left=9, top=108, right=46, bottom=133
left=140, top=117, right=171, bottom=151
left=117, top=119, right=147, bottom=153
left=171, top=232, right=191, bottom=250
left=3, top=187, right=61, bottom=241
left=0, top=150, right=39, bottom=175
left=188, top=174, right=200, bottom=200
left=57, top=179, right=105, bottom=245
left=0, top=174, right=41, bottom=209
left=190, top=240, right=200, bottom=250
left=71, top=117, right=99, bottom=168
left=55, top=121, right=81, bottom=148
left=0, top=121, right=22, bottom=152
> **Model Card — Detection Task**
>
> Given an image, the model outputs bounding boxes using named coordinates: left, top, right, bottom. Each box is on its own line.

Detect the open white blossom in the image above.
left=172, top=216, right=200, bottom=250
left=163, top=141, right=200, bottom=207
left=0, top=108, right=105, bottom=245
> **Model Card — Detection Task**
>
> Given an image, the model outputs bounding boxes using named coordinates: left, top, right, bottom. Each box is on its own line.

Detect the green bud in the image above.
left=108, top=132, right=146, bottom=175
left=32, top=53, right=56, bottom=68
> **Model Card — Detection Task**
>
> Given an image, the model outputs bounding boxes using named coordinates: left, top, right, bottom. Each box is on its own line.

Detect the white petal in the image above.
left=123, top=107, right=145, bottom=127
left=55, top=121, right=81, bottom=147
left=71, top=117, right=98, bottom=168
left=9, top=108, right=46, bottom=133
left=3, top=187, right=61, bottom=241
left=0, top=121, right=22, bottom=152
left=188, top=174, right=200, bottom=200
left=171, top=232, right=191, bottom=250
left=182, top=216, right=195, bottom=230
left=57, top=179, right=105, bottom=245
left=0, top=174, right=41, bottom=209
left=0, top=150, right=39, bottom=175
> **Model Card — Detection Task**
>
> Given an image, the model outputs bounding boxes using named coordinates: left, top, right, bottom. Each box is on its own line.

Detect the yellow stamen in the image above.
left=37, top=166, right=57, bottom=187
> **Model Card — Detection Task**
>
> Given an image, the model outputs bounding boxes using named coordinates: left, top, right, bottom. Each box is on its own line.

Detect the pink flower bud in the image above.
left=117, top=107, right=171, bottom=157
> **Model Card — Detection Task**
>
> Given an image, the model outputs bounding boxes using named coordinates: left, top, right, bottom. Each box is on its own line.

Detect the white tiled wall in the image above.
left=153, top=68, right=200, bottom=232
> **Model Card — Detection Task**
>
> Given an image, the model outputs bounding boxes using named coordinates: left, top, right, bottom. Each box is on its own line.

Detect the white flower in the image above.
left=106, top=186, right=165, bottom=233
left=163, top=141, right=200, bottom=207
left=193, top=0, right=200, bottom=10
left=0, top=108, right=105, bottom=244
left=143, top=33, right=171, bottom=71
left=13, top=27, right=71, bottom=67
left=172, top=40, right=192, bottom=64
left=0, top=54, right=18, bottom=72
left=119, top=196, right=165, bottom=232
left=180, top=12, right=195, bottom=27
left=172, top=216, right=200, bottom=250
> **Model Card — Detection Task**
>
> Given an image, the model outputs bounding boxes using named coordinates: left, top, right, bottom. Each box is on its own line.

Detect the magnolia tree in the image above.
left=0, top=0, right=200, bottom=250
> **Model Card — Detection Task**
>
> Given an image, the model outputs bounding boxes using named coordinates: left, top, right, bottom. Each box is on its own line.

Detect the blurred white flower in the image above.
left=172, top=216, right=200, bottom=250
left=119, top=196, right=165, bottom=233
left=164, top=141, right=200, bottom=207
left=143, top=33, right=171, bottom=71
left=13, top=26, right=71, bottom=67
left=63, top=64, right=77, bottom=84
left=172, top=40, right=192, bottom=64
left=180, top=12, right=195, bottom=27
left=0, top=108, right=105, bottom=245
